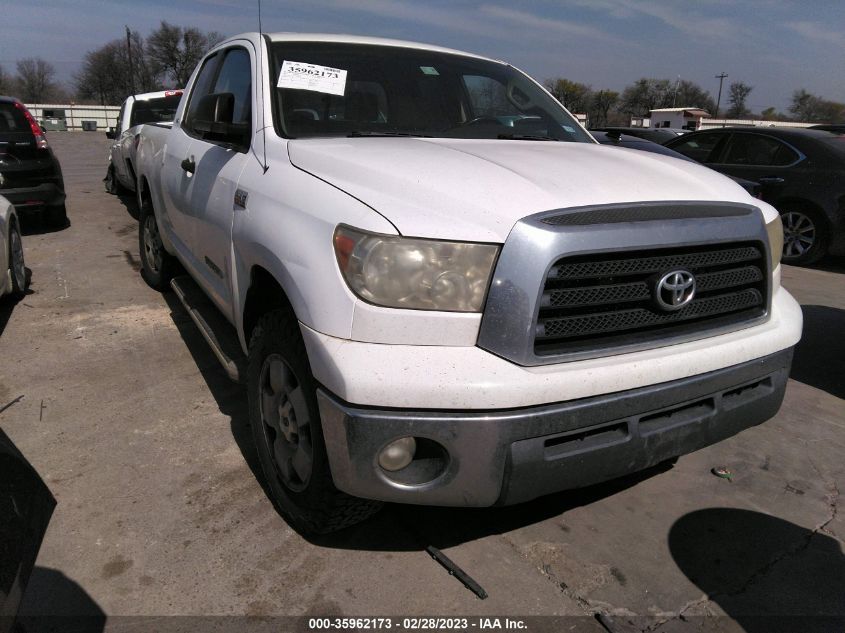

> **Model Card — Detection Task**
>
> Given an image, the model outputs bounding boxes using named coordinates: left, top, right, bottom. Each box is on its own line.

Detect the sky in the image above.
left=2, top=0, right=844, bottom=112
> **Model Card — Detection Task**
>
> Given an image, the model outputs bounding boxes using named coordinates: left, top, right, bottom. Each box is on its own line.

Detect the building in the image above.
left=648, top=107, right=712, bottom=130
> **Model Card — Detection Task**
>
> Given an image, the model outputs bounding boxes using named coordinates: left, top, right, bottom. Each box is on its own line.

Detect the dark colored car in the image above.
left=0, top=428, right=55, bottom=632
left=0, top=96, right=67, bottom=227
left=809, top=124, right=845, bottom=134
left=591, top=130, right=762, bottom=198
left=590, top=126, right=685, bottom=144
left=666, top=127, right=845, bottom=264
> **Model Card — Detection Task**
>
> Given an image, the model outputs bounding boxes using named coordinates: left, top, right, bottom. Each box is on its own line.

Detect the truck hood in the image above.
left=288, top=137, right=755, bottom=242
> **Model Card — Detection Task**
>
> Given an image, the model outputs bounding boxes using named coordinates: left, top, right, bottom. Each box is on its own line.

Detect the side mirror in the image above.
left=105, top=129, right=116, bottom=140
left=192, top=92, right=246, bottom=143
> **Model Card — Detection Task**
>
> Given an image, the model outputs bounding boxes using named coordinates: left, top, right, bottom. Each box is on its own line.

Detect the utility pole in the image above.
left=714, top=72, right=728, bottom=118
left=126, top=26, right=136, bottom=95
left=672, top=75, right=681, bottom=107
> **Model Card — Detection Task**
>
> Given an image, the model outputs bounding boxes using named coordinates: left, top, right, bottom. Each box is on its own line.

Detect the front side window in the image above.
left=668, top=132, right=727, bottom=163
left=213, top=48, right=252, bottom=126
left=270, top=42, right=592, bottom=142
left=183, top=53, right=220, bottom=132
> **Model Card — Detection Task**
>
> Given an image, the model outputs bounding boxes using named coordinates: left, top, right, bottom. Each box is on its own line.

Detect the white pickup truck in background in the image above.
left=134, top=33, right=802, bottom=534
left=104, top=89, right=183, bottom=195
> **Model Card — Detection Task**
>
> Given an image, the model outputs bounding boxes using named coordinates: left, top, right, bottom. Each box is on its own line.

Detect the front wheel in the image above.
left=138, top=198, right=177, bottom=290
left=104, top=163, right=126, bottom=195
left=780, top=208, right=828, bottom=265
left=247, top=310, right=382, bottom=534
left=8, top=222, right=27, bottom=297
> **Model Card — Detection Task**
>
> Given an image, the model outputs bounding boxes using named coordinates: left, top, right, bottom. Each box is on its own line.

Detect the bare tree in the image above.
left=589, top=90, right=618, bottom=127
left=76, top=42, right=128, bottom=105
left=0, top=64, right=12, bottom=95
left=726, top=82, right=753, bottom=118
left=619, top=78, right=674, bottom=118
left=15, top=58, right=57, bottom=103
left=147, top=21, right=222, bottom=87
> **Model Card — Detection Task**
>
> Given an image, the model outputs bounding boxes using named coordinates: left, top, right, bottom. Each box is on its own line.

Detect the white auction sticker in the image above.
left=277, top=60, right=347, bottom=96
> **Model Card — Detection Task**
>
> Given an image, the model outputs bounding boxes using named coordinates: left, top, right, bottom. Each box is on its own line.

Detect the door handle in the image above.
left=180, top=157, right=196, bottom=173
left=758, top=176, right=784, bottom=184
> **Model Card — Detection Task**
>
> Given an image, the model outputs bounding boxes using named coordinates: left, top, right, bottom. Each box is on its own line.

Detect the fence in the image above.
left=24, top=103, right=121, bottom=132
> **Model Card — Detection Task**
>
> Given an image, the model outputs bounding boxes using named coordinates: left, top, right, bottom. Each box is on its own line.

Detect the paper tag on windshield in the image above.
left=277, top=61, right=347, bottom=96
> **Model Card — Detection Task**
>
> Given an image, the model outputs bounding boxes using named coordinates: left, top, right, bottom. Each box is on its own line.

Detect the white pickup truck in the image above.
left=104, top=89, right=183, bottom=195
left=134, top=33, right=802, bottom=534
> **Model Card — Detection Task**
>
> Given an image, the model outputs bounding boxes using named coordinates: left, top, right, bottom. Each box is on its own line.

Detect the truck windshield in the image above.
left=270, top=42, right=592, bottom=142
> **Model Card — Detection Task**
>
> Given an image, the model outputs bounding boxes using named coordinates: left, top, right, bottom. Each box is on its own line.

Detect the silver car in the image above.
left=0, top=193, right=27, bottom=299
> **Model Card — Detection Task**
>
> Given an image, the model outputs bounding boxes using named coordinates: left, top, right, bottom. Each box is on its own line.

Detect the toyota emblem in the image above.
left=655, top=270, right=696, bottom=311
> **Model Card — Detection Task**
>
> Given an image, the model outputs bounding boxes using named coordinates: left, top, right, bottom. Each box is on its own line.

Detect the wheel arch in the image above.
left=241, top=265, right=298, bottom=349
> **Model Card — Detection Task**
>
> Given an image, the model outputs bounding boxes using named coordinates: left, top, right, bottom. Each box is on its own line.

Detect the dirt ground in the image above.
left=1, top=132, right=842, bottom=633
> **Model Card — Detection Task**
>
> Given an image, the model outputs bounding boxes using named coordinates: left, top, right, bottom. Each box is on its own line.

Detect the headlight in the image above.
left=333, top=225, right=499, bottom=312
left=766, top=215, right=784, bottom=270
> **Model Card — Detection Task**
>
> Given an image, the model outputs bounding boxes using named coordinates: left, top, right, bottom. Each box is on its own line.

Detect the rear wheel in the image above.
left=8, top=222, right=27, bottom=297
left=247, top=309, right=382, bottom=534
left=138, top=198, right=177, bottom=290
left=780, top=208, right=828, bottom=265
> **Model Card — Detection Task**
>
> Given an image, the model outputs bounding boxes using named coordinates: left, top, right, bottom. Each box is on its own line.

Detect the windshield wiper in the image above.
left=347, top=131, right=433, bottom=138
left=497, top=133, right=560, bottom=141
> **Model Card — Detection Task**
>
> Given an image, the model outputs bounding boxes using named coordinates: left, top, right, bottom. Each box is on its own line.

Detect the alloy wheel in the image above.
left=258, top=353, right=314, bottom=492
left=782, top=211, right=816, bottom=259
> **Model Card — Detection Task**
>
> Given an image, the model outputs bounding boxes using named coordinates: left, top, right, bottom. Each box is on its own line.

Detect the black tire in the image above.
left=138, top=197, right=177, bottom=290
left=780, top=207, right=828, bottom=265
left=46, top=203, right=67, bottom=228
left=8, top=221, right=27, bottom=297
left=104, top=163, right=126, bottom=195
left=247, top=309, right=382, bottom=534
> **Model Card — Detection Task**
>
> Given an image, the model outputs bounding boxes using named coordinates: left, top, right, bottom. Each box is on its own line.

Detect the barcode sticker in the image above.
left=277, top=60, right=347, bottom=96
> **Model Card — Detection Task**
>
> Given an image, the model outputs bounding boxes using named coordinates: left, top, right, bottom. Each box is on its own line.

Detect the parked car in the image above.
left=590, top=130, right=762, bottom=197
left=0, top=194, right=27, bottom=299
left=134, top=33, right=799, bottom=534
left=809, top=124, right=845, bottom=134
left=590, top=126, right=686, bottom=144
left=105, top=90, right=184, bottom=195
left=0, top=428, right=56, bottom=632
left=0, top=96, right=67, bottom=227
left=666, top=127, right=845, bottom=264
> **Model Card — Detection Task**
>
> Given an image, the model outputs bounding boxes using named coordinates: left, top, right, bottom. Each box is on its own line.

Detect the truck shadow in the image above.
left=790, top=305, right=845, bottom=399
left=16, top=566, right=106, bottom=632
left=113, top=192, right=140, bottom=221
left=668, top=508, right=845, bottom=632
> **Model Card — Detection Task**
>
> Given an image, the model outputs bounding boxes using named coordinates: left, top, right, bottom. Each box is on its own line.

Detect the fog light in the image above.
left=378, top=437, right=417, bottom=472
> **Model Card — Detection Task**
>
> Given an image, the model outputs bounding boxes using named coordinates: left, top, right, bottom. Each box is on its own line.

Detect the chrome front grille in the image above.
left=534, top=243, right=768, bottom=356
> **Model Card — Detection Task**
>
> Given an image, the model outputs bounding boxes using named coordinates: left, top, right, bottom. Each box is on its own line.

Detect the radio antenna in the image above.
left=258, top=0, right=269, bottom=173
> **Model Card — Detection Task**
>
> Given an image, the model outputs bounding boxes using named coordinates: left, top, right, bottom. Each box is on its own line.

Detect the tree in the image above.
left=619, top=78, right=673, bottom=118
left=15, top=58, right=56, bottom=103
left=0, top=64, right=12, bottom=95
left=544, top=78, right=593, bottom=114
left=76, top=41, right=129, bottom=105
left=673, top=80, right=715, bottom=113
left=589, top=89, right=619, bottom=127
left=726, top=82, right=752, bottom=118
left=789, top=89, right=845, bottom=122
left=147, top=21, right=223, bottom=87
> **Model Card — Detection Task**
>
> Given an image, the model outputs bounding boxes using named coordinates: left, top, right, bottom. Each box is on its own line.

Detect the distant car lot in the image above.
left=0, top=132, right=842, bottom=630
